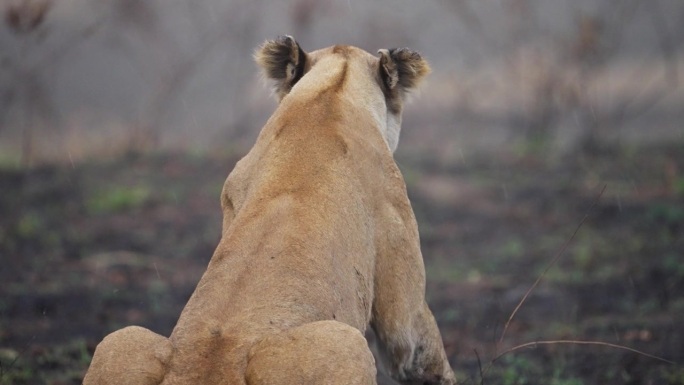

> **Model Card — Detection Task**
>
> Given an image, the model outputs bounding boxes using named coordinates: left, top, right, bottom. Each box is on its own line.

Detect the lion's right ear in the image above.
left=255, top=35, right=307, bottom=100
left=377, top=48, right=430, bottom=112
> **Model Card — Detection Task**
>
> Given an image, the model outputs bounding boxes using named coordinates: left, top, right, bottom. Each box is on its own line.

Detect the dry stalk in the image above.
left=496, top=184, right=607, bottom=348
left=491, top=340, right=675, bottom=366
left=473, top=349, right=484, bottom=385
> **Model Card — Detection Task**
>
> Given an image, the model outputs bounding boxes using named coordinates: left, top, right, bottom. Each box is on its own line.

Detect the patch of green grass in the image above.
left=0, top=348, right=21, bottom=384
left=542, top=229, right=636, bottom=284
left=662, top=365, right=684, bottom=385
left=499, top=238, right=525, bottom=260
left=425, top=260, right=467, bottom=283
left=488, top=352, right=589, bottom=385
left=497, top=355, right=544, bottom=385
left=648, top=203, right=684, bottom=225
left=513, top=135, right=551, bottom=159
left=673, top=177, right=684, bottom=198
left=550, top=375, right=584, bottom=385
left=86, top=185, right=152, bottom=214
left=453, top=370, right=471, bottom=385
left=0, top=152, right=21, bottom=171
left=0, top=339, right=91, bottom=384
left=664, top=253, right=684, bottom=278
left=16, top=212, right=43, bottom=237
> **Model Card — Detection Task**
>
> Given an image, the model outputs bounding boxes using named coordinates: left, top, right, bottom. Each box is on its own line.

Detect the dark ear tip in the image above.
left=393, top=47, right=422, bottom=59
left=276, top=35, right=296, bottom=47
left=379, top=48, right=425, bottom=63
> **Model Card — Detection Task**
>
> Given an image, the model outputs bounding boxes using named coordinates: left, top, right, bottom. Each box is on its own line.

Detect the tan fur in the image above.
left=83, top=37, right=454, bottom=385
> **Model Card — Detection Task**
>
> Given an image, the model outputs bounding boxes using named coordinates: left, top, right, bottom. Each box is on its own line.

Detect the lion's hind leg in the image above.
left=83, top=325, right=172, bottom=385
left=246, top=320, right=377, bottom=385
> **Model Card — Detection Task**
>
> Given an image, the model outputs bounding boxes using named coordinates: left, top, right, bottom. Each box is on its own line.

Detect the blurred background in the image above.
left=1, top=0, right=682, bottom=384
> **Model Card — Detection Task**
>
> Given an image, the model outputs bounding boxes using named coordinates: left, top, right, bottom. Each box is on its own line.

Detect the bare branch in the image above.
left=492, top=340, right=675, bottom=366
left=474, top=349, right=484, bottom=385
left=645, top=0, right=679, bottom=85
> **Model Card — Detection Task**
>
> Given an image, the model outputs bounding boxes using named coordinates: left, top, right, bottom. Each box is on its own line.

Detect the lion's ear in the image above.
left=255, top=35, right=307, bottom=100
left=378, top=48, right=430, bottom=94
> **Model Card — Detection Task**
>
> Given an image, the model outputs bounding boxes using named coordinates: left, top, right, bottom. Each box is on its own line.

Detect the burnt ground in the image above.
left=0, top=144, right=683, bottom=384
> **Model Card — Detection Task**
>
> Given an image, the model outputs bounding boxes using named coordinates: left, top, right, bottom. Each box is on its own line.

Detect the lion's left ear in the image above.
left=255, top=35, right=307, bottom=100
left=378, top=48, right=430, bottom=96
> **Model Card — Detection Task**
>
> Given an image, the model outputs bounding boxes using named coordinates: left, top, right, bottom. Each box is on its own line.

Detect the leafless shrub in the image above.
left=441, top=0, right=682, bottom=155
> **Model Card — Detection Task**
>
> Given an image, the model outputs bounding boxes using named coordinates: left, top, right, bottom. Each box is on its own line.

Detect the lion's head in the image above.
left=254, top=36, right=430, bottom=152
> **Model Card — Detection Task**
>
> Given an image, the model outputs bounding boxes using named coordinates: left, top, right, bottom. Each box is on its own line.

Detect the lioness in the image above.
left=83, top=36, right=456, bottom=385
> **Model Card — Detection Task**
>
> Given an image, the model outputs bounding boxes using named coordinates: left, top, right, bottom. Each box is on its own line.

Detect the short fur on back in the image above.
left=83, top=36, right=453, bottom=385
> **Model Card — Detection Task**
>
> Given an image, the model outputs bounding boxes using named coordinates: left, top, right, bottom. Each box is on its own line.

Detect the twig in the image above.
left=474, top=349, right=484, bottom=385
left=497, top=184, right=607, bottom=347
left=646, top=0, right=679, bottom=85
left=491, top=340, right=675, bottom=365
left=0, top=355, right=20, bottom=381
left=0, top=336, right=35, bottom=381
